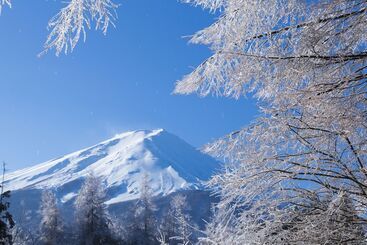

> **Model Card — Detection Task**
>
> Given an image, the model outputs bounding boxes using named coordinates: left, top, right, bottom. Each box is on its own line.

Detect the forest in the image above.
left=3, top=174, right=199, bottom=245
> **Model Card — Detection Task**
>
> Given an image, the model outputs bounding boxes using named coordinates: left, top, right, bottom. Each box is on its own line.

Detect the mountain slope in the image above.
left=5, top=129, right=220, bottom=204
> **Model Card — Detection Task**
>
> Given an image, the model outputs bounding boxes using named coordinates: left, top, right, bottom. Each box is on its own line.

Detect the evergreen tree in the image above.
left=0, top=162, right=14, bottom=245
left=0, top=190, right=14, bottom=245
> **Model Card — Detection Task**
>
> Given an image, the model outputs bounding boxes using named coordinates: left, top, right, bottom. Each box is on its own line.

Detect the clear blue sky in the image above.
left=0, top=0, right=258, bottom=171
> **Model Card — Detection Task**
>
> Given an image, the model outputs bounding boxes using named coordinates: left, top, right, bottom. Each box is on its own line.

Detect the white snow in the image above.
left=5, top=129, right=219, bottom=204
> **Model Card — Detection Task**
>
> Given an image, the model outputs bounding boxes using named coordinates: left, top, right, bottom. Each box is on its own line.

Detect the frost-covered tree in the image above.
left=322, top=192, right=366, bottom=244
left=74, top=173, right=115, bottom=245
left=295, top=191, right=366, bottom=244
left=11, top=200, right=38, bottom=245
left=173, top=0, right=367, bottom=244
left=39, top=190, right=63, bottom=245
left=247, top=191, right=365, bottom=244
left=167, top=195, right=193, bottom=245
left=173, top=199, right=194, bottom=245
left=159, top=212, right=175, bottom=244
left=133, top=173, right=157, bottom=244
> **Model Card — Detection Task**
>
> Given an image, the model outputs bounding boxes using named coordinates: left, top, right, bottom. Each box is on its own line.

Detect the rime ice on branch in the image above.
left=41, top=0, right=118, bottom=56
left=176, top=0, right=367, bottom=244
left=0, top=0, right=11, bottom=14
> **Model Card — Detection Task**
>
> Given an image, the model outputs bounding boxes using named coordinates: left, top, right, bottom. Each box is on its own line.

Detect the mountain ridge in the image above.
left=4, top=129, right=220, bottom=205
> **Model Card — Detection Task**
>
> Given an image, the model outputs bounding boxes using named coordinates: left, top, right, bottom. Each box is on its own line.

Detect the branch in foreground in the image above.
left=0, top=0, right=11, bottom=15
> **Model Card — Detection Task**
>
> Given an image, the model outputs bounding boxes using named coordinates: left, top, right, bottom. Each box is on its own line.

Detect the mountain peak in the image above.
left=113, top=128, right=165, bottom=140
left=5, top=129, right=220, bottom=204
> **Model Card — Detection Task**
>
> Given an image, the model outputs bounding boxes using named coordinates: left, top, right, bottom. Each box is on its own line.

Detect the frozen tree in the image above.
left=11, top=200, right=38, bottom=245
left=167, top=195, right=193, bottom=245
left=107, top=215, right=127, bottom=243
left=321, top=192, right=366, bottom=244
left=173, top=0, right=367, bottom=244
left=243, top=191, right=365, bottom=244
left=74, top=173, right=115, bottom=245
left=296, top=191, right=366, bottom=244
left=133, top=173, right=157, bottom=244
left=12, top=226, right=37, bottom=245
left=39, top=190, right=63, bottom=245
left=159, top=211, right=175, bottom=244
left=160, top=195, right=182, bottom=244
left=198, top=205, right=237, bottom=245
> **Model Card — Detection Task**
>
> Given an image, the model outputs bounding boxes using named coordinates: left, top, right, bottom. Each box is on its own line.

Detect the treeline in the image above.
left=4, top=174, right=199, bottom=245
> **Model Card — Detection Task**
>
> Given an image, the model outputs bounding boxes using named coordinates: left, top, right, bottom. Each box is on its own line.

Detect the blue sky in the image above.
left=0, top=0, right=258, bottom=171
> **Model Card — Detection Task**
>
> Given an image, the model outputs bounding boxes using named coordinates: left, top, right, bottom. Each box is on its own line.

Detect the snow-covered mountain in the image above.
left=5, top=129, right=219, bottom=205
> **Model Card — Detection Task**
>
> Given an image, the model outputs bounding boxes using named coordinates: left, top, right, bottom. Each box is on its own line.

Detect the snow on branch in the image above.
left=181, top=0, right=225, bottom=12
left=89, top=0, right=118, bottom=35
left=175, top=0, right=367, bottom=98
left=0, top=0, right=11, bottom=14
left=41, top=0, right=87, bottom=56
left=40, top=0, right=118, bottom=56
left=184, top=0, right=367, bottom=242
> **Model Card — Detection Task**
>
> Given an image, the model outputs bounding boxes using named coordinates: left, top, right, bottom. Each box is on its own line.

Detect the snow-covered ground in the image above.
left=5, top=129, right=220, bottom=204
